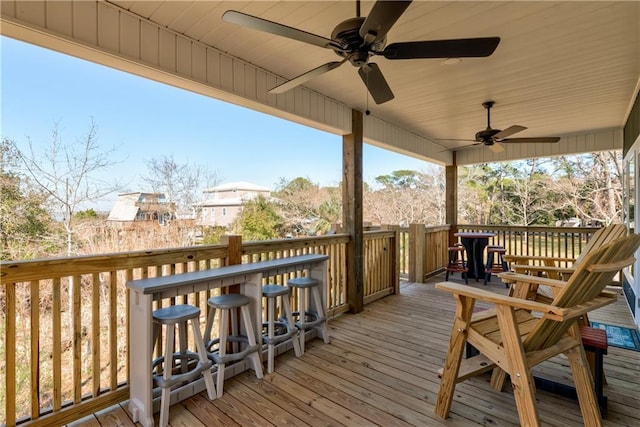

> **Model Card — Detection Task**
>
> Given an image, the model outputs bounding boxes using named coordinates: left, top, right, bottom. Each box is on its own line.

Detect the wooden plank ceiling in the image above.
left=109, top=1, right=639, bottom=159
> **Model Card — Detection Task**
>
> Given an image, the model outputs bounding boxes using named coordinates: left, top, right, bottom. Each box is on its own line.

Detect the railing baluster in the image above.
left=30, top=280, right=40, bottom=419
left=92, top=272, right=101, bottom=398
left=72, top=275, right=81, bottom=404
left=52, top=277, right=62, bottom=412
left=6, top=282, right=17, bottom=427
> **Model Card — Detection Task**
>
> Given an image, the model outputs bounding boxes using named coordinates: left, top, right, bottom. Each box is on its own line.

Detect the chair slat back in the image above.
left=573, top=224, right=626, bottom=265
left=523, top=233, right=640, bottom=351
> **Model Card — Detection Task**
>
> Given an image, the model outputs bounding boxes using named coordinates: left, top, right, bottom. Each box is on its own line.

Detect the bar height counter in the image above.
left=126, top=254, right=329, bottom=427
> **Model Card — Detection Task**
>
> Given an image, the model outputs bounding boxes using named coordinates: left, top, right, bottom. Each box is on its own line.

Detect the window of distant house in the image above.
left=222, top=208, right=227, bottom=216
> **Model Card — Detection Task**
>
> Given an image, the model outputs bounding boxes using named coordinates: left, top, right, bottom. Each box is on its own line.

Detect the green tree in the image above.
left=232, top=195, right=283, bottom=240
left=74, top=208, right=99, bottom=219
left=1, top=138, right=54, bottom=259
left=274, top=177, right=340, bottom=235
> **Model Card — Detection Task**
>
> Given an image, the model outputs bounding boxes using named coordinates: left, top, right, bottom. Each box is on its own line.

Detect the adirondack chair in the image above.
left=434, top=233, right=640, bottom=427
left=504, top=223, right=626, bottom=281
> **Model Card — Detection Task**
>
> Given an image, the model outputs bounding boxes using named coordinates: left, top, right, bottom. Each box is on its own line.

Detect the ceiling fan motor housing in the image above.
left=331, top=17, right=386, bottom=66
left=475, top=128, right=501, bottom=143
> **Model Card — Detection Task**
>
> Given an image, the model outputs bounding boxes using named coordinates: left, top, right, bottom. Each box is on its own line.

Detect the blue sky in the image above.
left=1, top=36, right=434, bottom=208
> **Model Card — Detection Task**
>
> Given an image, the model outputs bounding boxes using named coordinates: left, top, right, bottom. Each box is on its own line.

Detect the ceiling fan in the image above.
left=442, top=101, right=561, bottom=153
left=222, top=1, right=500, bottom=105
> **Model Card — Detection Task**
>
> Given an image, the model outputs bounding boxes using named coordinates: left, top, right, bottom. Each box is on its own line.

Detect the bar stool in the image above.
left=203, top=293, right=263, bottom=397
left=445, top=243, right=468, bottom=284
left=152, top=304, right=216, bottom=427
left=484, top=245, right=509, bottom=287
left=262, top=284, right=302, bottom=373
left=287, top=277, right=330, bottom=354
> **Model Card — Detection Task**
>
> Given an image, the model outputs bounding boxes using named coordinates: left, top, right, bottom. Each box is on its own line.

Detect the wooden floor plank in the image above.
left=180, top=393, right=240, bottom=426
left=237, top=373, right=339, bottom=427
left=67, top=277, right=640, bottom=427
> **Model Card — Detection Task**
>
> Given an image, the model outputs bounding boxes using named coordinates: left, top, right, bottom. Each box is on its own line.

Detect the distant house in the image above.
left=107, top=192, right=175, bottom=225
left=197, top=181, right=271, bottom=227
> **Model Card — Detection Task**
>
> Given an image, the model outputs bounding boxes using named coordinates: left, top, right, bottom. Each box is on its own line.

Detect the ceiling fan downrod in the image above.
left=483, top=100, right=495, bottom=129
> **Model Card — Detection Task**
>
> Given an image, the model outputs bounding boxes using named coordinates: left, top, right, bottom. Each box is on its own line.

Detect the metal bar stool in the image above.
left=287, top=277, right=330, bottom=354
left=262, top=284, right=302, bottom=373
left=445, top=243, right=468, bottom=284
left=152, top=304, right=216, bottom=427
left=203, top=293, right=263, bottom=397
left=484, top=245, right=508, bottom=286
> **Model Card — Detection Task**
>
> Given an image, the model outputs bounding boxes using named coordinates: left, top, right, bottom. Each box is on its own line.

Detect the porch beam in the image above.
left=343, top=109, right=364, bottom=313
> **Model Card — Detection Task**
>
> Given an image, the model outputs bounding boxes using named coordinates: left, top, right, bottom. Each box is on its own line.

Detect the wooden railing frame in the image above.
left=0, top=230, right=397, bottom=426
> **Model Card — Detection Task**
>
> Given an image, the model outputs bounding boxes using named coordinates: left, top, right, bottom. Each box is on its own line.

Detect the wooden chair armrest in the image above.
left=497, top=271, right=567, bottom=289
left=503, top=255, right=576, bottom=264
left=436, top=281, right=617, bottom=322
left=435, top=281, right=568, bottom=318
left=510, top=264, right=575, bottom=276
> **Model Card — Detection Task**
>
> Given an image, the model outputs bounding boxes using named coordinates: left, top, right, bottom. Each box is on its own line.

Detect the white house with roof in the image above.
left=107, top=192, right=175, bottom=225
left=197, top=181, right=271, bottom=227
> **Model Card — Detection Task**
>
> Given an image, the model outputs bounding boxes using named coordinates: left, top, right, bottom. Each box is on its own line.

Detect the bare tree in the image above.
left=364, top=168, right=445, bottom=226
left=550, top=151, right=622, bottom=225
left=10, top=119, right=121, bottom=255
left=143, top=155, right=220, bottom=219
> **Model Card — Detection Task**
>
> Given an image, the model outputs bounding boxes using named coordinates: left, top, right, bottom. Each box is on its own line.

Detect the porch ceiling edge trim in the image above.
left=0, top=0, right=446, bottom=166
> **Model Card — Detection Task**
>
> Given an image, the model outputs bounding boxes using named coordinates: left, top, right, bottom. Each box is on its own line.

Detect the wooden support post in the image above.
left=409, top=223, right=425, bottom=283
left=343, top=109, right=364, bottom=313
left=221, top=234, right=242, bottom=294
left=446, top=153, right=458, bottom=246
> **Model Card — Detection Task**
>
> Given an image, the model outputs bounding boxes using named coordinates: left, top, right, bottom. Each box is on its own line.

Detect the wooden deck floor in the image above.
left=70, top=275, right=640, bottom=426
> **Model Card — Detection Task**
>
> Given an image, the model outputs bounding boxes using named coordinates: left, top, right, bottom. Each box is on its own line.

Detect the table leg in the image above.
left=239, top=273, right=263, bottom=344
left=475, top=238, right=489, bottom=282
left=310, top=260, right=330, bottom=343
left=128, top=291, right=154, bottom=427
left=460, top=237, right=478, bottom=280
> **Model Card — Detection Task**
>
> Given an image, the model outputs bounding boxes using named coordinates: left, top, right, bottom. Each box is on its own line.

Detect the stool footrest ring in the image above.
left=262, top=321, right=298, bottom=345
left=152, top=351, right=212, bottom=389
left=292, top=311, right=326, bottom=329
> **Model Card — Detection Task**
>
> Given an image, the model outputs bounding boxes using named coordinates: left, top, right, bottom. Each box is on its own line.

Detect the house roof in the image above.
left=204, top=181, right=271, bottom=193
left=106, top=203, right=139, bottom=221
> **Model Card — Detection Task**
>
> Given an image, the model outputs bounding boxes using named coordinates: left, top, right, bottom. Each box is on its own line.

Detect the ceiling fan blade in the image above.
left=269, top=61, right=346, bottom=94
left=488, top=142, right=505, bottom=153
left=359, top=1, right=412, bottom=44
left=382, top=37, right=500, bottom=59
left=494, top=125, right=527, bottom=139
left=435, top=138, right=477, bottom=142
left=358, top=63, right=394, bottom=104
left=447, top=142, right=484, bottom=152
left=501, top=137, right=561, bottom=143
left=223, top=10, right=341, bottom=50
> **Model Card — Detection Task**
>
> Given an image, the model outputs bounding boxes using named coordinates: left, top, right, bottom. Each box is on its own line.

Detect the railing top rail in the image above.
left=241, top=234, right=350, bottom=254
left=1, top=246, right=230, bottom=282
left=456, top=224, right=602, bottom=233
left=0, top=234, right=350, bottom=282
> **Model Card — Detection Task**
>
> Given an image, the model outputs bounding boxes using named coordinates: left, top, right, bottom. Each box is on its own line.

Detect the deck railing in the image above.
left=456, top=224, right=599, bottom=267
left=407, top=224, right=601, bottom=282
left=0, top=223, right=602, bottom=426
left=0, top=230, right=399, bottom=426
